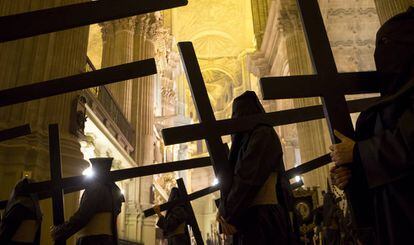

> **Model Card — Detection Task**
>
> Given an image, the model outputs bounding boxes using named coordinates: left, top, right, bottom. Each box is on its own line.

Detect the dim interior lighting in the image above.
left=295, top=176, right=302, bottom=183
left=212, top=178, right=219, bottom=186
left=82, top=167, right=94, bottom=178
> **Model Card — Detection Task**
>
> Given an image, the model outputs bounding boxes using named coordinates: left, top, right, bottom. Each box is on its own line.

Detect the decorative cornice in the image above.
left=113, top=17, right=137, bottom=33
left=331, top=39, right=375, bottom=47
left=327, top=7, right=377, bottom=17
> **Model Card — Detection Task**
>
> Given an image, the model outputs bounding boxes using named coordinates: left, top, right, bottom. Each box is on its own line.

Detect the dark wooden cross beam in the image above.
left=285, top=154, right=332, bottom=180
left=0, top=0, right=188, bottom=43
left=162, top=97, right=377, bottom=145
left=0, top=157, right=212, bottom=209
left=0, top=59, right=156, bottom=107
left=0, top=124, right=31, bottom=142
left=0, top=153, right=329, bottom=210
left=176, top=178, right=204, bottom=245
left=176, top=42, right=234, bottom=200
left=260, top=0, right=378, bottom=226
left=48, top=124, right=66, bottom=245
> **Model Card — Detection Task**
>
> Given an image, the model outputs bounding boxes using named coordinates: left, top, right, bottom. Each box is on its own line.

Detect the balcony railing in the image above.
left=84, top=57, right=136, bottom=151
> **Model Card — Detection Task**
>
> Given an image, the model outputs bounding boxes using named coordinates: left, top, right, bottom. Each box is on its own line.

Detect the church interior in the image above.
left=0, top=0, right=413, bottom=244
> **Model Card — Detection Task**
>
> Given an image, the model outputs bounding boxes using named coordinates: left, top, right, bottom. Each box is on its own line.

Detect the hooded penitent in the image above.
left=350, top=7, right=414, bottom=245
left=0, top=178, right=42, bottom=245
left=220, top=91, right=297, bottom=244
left=52, top=158, right=124, bottom=245
left=374, top=6, right=414, bottom=96
left=156, top=187, right=191, bottom=245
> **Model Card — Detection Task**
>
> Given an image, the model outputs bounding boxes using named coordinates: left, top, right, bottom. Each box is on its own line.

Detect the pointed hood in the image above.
left=89, top=157, right=113, bottom=179
left=3, top=178, right=42, bottom=224
left=374, top=7, right=414, bottom=96
left=229, top=91, right=266, bottom=174
left=231, top=91, right=265, bottom=119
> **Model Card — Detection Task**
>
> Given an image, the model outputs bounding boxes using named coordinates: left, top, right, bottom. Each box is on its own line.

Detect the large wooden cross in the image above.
left=48, top=124, right=66, bottom=245
left=260, top=0, right=380, bottom=226
left=176, top=178, right=204, bottom=245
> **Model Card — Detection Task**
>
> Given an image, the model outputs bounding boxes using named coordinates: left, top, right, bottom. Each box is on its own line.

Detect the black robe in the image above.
left=353, top=78, right=414, bottom=245
left=53, top=180, right=124, bottom=245
left=156, top=204, right=191, bottom=245
left=220, top=124, right=297, bottom=245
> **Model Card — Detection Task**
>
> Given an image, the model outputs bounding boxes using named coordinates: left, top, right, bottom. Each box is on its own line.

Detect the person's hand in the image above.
left=216, top=213, right=237, bottom=236
left=330, top=165, right=352, bottom=190
left=329, top=130, right=355, bottom=166
left=50, top=225, right=58, bottom=241
left=153, top=205, right=162, bottom=217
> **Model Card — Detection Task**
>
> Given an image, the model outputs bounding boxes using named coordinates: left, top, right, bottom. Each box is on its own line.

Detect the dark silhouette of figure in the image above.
left=330, top=7, right=414, bottom=245
left=0, top=178, right=42, bottom=245
left=50, top=158, right=124, bottom=245
left=217, top=91, right=297, bottom=244
left=153, top=187, right=191, bottom=245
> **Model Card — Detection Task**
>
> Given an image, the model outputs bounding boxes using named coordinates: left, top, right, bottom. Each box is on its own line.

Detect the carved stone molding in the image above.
left=99, top=21, right=114, bottom=41
left=247, top=51, right=271, bottom=77
left=113, top=17, right=137, bottom=33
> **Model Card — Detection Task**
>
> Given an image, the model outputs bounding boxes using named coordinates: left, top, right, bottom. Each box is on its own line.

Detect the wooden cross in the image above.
left=176, top=42, right=234, bottom=200
left=162, top=40, right=377, bottom=184
left=48, top=124, right=66, bottom=245
left=259, top=0, right=379, bottom=226
left=0, top=0, right=188, bottom=43
left=176, top=178, right=204, bottom=245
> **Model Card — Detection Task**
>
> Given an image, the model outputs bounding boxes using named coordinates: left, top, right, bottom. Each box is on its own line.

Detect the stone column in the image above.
left=123, top=13, right=158, bottom=244
left=374, top=0, right=413, bottom=24
left=0, top=1, right=89, bottom=244
left=282, top=5, right=330, bottom=190
left=250, top=0, right=269, bottom=49
left=100, top=17, right=136, bottom=121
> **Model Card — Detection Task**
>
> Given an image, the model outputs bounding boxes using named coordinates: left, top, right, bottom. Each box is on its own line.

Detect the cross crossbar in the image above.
left=261, top=72, right=380, bottom=100
left=0, top=59, right=156, bottom=107
left=162, top=97, right=378, bottom=145
left=0, top=124, right=31, bottom=142
left=0, top=0, right=188, bottom=43
left=0, top=157, right=211, bottom=209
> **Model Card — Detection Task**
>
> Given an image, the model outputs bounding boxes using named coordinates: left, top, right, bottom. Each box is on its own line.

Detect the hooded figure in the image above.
left=154, top=187, right=191, bottom=245
left=51, top=158, right=124, bottom=245
left=218, top=91, right=297, bottom=244
left=0, top=178, right=42, bottom=245
left=343, top=7, right=414, bottom=245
